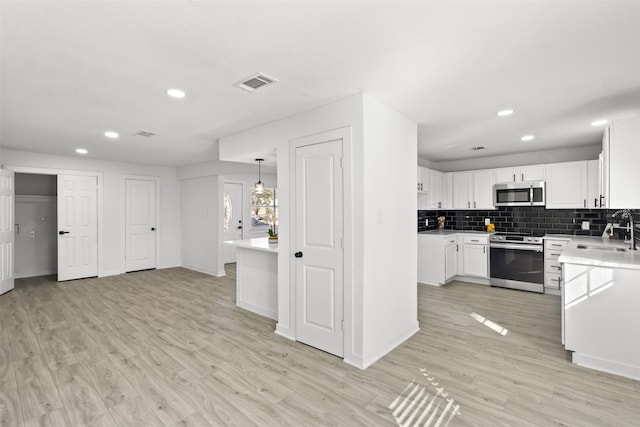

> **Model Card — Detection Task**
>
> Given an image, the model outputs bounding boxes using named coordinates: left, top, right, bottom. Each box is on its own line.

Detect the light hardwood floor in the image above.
left=1, top=267, right=639, bottom=426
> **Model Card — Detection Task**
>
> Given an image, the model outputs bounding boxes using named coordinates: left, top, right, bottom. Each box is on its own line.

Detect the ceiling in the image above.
left=1, top=1, right=639, bottom=167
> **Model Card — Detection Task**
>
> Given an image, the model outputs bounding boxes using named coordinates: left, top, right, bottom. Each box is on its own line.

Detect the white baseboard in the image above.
left=275, top=324, right=295, bottom=341
left=237, top=300, right=277, bottom=321
left=182, top=264, right=223, bottom=277
left=573, top=352, right=640, bottom=381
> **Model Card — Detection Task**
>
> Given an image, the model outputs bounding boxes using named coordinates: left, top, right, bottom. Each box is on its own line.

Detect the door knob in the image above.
left=151, top=227, right=156, bottom=231
left=294, top=251, right=303, bottom=258
left=58, top=230, right=70, bottom=235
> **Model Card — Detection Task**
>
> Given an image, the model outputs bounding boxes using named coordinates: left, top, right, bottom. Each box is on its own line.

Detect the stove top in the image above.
left=489, top=231, right=544, bottom=244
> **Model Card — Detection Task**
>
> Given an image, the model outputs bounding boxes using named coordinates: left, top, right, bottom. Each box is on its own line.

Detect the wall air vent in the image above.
left=134, top=130, right=156, bottom=138
left=471, top=146, right=486, bottom=151
left=234, top=72, right=278, bottom=92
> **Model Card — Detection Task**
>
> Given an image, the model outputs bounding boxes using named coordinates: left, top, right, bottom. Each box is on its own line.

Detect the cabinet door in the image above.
left=495, top=167, right=518, bottom=183
left=521, top=165, right=545, bottom=182
left=452, top=172, right=473, bottom=209
left=445, top=243, right=458, bottom=280
left=472, top=170, right=495, bottom=209
left=601, top=127, right=610, bottom=208
left=586, top=159, right=602, bottom=209
left=417, top=166, right=429, bottom=193
left=608, top=117, right=640, bottom=208
left=463, top=244, right=488, bottom=278
left=546, top=161, right=588, bottom=209
left=428, top=170, right=444, bottom=209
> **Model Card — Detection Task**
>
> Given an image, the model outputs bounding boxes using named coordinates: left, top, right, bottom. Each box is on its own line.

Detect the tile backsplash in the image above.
left=418, top=206, right=638, bottom=239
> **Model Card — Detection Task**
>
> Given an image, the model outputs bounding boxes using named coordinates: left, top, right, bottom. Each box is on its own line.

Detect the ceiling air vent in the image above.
left=134, top=130, right=156, bottom=138
left=471, top=146, right=486, bottom=151
left=234, top=72, right=278, bottom=92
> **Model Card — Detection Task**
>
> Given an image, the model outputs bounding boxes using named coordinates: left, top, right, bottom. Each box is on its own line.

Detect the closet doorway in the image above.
left=15, top=173, right=58, bottom=279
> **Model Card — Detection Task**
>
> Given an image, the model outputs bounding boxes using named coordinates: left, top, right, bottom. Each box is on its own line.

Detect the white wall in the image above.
left=2, top=149, right=181, bottom=276
left=361, top=96, right=419, bottom=367
left=180, top=175, right=222, bottom=276
left=15, top=173, right=57, bottom=196
left=219, top=93, right=419, bottom=369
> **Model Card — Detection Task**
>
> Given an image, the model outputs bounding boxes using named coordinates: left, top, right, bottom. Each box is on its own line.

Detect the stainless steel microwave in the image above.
left=494, top=181, right=546, bottom=207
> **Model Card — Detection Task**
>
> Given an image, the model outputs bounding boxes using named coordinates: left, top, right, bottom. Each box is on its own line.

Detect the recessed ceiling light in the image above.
left=76, top=148, right=88, bottom=154
left=521, top=135, right=535, bottom=141
left=591, top=119, right=608, bottom=126
left=104, top=131, right=119, bottom=139
left=166, top=88, right=186, bottom=98
left=497, top=109, right=514, bottom=117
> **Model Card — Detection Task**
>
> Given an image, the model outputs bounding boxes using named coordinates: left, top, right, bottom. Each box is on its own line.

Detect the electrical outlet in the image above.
left=29, top=230, right=36, bottom=238
left=581, top=221, right=590, bottom=230
left=484, top=218, right=491, bottom=226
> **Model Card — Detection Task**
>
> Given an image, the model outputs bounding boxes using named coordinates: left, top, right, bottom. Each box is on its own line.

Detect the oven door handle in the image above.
left=490, top=243, right=543, bottom=252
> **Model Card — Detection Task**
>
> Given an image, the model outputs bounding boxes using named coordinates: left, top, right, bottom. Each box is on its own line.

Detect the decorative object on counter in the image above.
left=487, top=223, right=495, bottom=233
left=437, top=216, right=446, bottom=230
left=268, top=223, right=278, bottom=242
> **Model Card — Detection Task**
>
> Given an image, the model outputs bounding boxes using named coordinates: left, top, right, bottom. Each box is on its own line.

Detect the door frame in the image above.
left=4, top=166, right=105, bottom=276
left=222, top=179, right=245, bottom=264
left=288, top=126, right=353, bottom=361
left=122, top=175, right=160, bottom=272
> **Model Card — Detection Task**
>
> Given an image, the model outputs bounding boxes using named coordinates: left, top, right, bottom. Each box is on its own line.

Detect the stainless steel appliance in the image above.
left=489, top=232, right=544, bottom=293
left=494, top=181, right=545, bottom=207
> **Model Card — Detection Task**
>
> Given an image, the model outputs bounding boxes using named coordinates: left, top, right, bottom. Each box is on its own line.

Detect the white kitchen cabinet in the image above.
left=449, top=170, right=495, bottom=210
left=545, top=161, right=588, bottom=209
left=417, top=166, right=429, bottom=193
left=462, top=235, right=489, bottom=278
left=544, top=238, right=568, bottom=295
left=587, top=158, right=605, bottom=209
left=472, top=170, right=495, bottom=209
left=495, top=164, right=545, bottom=183
left=451, top=172, right=472, bottom=209
left=427, top=169, right=446, bottom=209
left=418, top=234, right=458, bottom=286
left=602, top=116, right=640, bottom=208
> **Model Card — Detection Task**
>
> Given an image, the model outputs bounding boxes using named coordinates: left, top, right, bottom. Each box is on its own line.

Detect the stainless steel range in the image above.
left=489, top=232, right=545, bottom=293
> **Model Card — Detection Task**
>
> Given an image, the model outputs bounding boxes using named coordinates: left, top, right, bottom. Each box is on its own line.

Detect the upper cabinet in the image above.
left=545, top=161, right=588, bottom=209
left=427, top=169, right=446, bottom=209
left=417, top=166, right=429, bottom=193
left=587, top=158, right=605, bottom=209
left=495, top=165, right=545, bottom=183
left=449, top=170, right=495, bottom=210
left=603, top=116, right=640, bottom=208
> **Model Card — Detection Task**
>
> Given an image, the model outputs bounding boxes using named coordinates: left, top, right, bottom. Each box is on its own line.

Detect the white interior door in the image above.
left=294, top=134, right=344, bottom=357
left=0, top=170, right=15, bottom=295
left=223, top=182, right=243, bottom=263
left=125, top=179, right=156, bottom=272
left=58, top=175, right=98, bottom=281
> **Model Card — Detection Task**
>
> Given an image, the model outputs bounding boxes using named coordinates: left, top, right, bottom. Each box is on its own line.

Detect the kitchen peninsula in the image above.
left=559, top=238, right=640, bottom=380
left=225, top=237, right=278, bottom=320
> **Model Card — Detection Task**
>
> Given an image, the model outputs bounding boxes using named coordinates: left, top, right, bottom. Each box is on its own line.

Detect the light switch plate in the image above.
left=484, top=218, right=491, bottom=226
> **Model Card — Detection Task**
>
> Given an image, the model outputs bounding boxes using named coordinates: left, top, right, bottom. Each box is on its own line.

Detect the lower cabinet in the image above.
left=462, top=235, right=489, bottom=278
left=418, top=234, right=458, bottom=285
left=418, top=233, right=489, bottom=285
left=544, top=238, right=569, bottom=293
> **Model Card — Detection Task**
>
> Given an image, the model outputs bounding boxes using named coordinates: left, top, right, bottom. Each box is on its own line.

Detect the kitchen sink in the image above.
left=575, top=244, right=627, bottom=252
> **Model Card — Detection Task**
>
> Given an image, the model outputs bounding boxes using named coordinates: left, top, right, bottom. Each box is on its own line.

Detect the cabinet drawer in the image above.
left=462, top=235, right=488, bottom=244
left=545, top=260, right=562, bottom=273
left=545, top=250, right=564, bottom=260
left=545, top=239, right=569, bottom=251
left=545, top=272, right=562, bottom=289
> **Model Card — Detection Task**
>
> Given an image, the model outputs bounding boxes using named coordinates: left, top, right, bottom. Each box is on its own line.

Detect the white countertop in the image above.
left=558, top=237, right=640, bottom=270
left=224, top=237, right=278, bottom=253
left=418, top=229, right=491, bottom=236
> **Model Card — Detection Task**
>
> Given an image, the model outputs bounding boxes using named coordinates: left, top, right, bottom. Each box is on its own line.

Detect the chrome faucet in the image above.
left=612, top=209, right=635, bottom=250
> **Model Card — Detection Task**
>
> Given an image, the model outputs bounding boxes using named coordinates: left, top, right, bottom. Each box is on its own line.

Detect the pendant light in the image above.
left=254, top=158, right=265, bottom=194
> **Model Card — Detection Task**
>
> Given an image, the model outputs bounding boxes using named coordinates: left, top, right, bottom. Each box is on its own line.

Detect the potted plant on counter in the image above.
left=268, top=223, right=278, bottom=242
